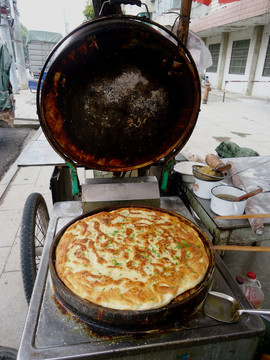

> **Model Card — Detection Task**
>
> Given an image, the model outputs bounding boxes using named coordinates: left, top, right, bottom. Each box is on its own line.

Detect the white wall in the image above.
left=252, top=24, right=270, bottom=100
left=205, top=34, right=222, bottom=88
left=222, top=28, right=254, bottom=94
left=205, top=26, right=270, bottom=99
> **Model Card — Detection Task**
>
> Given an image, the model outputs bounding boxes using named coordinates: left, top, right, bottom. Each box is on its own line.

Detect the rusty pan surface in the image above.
left=49, top=205, right=214, bottom=329
left=38, top=16, right=201, bottom=171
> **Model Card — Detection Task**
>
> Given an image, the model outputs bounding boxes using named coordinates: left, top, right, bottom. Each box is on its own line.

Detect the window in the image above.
left=262, top=37, right=270, bottom=77
left=207, top=43, right=220, bottom=73
left=229, top=39, right=250, bottom=74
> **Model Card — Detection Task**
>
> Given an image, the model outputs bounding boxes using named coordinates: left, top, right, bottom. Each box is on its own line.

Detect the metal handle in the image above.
left=238, top=309, right=270, bottom=316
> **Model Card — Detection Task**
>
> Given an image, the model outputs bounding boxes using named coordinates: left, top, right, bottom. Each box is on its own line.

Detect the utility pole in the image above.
left=9, top=0, right=28, bottom=89
left=63, top=8, right=69, bottom=35
left=177, top=0, right=192, bottom=45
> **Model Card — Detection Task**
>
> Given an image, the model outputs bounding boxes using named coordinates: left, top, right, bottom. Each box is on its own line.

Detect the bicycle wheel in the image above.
left=0, top=346, right=17, bottom=360
left=21, top=193, right=50, bottom=304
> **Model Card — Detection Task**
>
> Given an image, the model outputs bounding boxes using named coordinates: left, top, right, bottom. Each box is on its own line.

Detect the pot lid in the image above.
left=38, top=16, right=201, bottom=171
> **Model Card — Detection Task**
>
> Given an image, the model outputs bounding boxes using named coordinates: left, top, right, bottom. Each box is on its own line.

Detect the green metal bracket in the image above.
left=66, top=161, right=80, bottom=197
left=161, top=159, right=174, bottom=192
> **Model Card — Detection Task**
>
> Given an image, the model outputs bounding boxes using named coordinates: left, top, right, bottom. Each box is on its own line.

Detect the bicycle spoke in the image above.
left=33, top=205, right=49, bottom=271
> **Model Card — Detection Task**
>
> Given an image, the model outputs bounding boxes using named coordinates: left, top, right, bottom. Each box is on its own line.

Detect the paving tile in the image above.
left=0, top=184, right=35, bottom=211
left=37, top=166, right=55, bottom=181
left=11, top=166, right=40, bottom=186
left=0, top=246, right=11, bottom=276
left=33, top=166, right=54, bottom=194
left=0, top=184, right=7, bottom=199
left=0, top=271, right=28, bottom=349
left=0, top=210, right=21, bottom=247
left=5, top=236, right=20, bottom=272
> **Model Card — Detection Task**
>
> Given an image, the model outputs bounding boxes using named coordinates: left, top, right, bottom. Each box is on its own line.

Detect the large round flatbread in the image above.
left=55, top=207, right=209, bottom=311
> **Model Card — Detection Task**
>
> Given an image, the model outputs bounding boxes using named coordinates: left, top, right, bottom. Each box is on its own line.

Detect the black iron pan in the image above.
left=37, top=15, right=201, bottom=172
left=49, top=205, right=214, bottom=329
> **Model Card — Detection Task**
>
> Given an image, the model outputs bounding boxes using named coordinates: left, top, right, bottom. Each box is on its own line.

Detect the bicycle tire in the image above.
left=21, top=193, right=50, bottom=304
left=0, top=346, right=17, bottom=360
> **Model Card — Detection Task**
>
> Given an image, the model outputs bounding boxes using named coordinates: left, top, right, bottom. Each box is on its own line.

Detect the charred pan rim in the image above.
left=49, top=205, right=214, bottom=328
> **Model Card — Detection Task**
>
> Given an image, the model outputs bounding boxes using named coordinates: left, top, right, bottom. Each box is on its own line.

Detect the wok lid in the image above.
left=38, top=16, right=201, bottom=171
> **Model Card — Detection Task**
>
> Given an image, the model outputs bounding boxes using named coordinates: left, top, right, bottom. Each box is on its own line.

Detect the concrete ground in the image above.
left=181, top=90, right=270, bottom=161
left=0, top=88, right=269, bottom=351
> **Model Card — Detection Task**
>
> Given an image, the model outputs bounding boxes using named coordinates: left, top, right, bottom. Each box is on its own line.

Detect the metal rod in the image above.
left=213, top=213, right=270, bottom=220
left=213, top=245, right=270, bottom=252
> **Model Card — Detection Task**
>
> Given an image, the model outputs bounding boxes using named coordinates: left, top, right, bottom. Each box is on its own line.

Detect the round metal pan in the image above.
left=38, top=15, right=201, bottom=172
left=49, top=205, right=214, bottom=329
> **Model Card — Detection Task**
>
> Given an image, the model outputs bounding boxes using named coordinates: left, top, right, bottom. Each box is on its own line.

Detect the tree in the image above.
left=20, top=23, right=28, bottom=61
left=83, top=1, right=95, bottom=20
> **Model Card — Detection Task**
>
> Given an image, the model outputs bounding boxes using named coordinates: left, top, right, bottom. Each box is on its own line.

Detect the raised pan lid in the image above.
left=38, top=16, right=201, bottom=172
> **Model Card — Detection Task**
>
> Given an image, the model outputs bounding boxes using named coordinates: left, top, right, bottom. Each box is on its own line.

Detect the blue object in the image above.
left=28, top=72, right=47, bottom=93
left=28, top=79, right=38, bottom=93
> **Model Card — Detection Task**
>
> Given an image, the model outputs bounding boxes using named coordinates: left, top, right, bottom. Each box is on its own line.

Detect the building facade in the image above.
left=190, top=0, right=270, bottom=99
left=125, top=0, right=270, bottom=99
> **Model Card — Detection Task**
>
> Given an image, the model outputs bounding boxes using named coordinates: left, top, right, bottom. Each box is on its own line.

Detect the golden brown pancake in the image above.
left=55, top=207, right=209, bottom=310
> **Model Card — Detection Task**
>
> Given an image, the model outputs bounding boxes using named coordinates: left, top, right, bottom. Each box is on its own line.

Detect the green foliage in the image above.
left=83, top=1, right=95, bottom=20
left=20, top=23, right=28, bottom=60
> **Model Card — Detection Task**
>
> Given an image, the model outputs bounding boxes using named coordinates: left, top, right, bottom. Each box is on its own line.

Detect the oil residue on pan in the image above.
left=68, top=64, right=170, bottom=160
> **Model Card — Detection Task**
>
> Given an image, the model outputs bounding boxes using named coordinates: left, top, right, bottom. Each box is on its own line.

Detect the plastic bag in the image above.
left=186, top=30, right=212, bottom=75
left=167, top=20, right=213, bottom=75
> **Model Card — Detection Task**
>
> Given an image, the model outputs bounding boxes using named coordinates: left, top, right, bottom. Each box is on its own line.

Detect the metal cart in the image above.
left=17, top=0, right=268, bottom=358
left=17, top=174, right=265, bottom=359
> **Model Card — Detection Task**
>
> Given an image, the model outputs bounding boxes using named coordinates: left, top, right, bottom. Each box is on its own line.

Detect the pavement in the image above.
left=0, top=88, right=270, bottom=352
